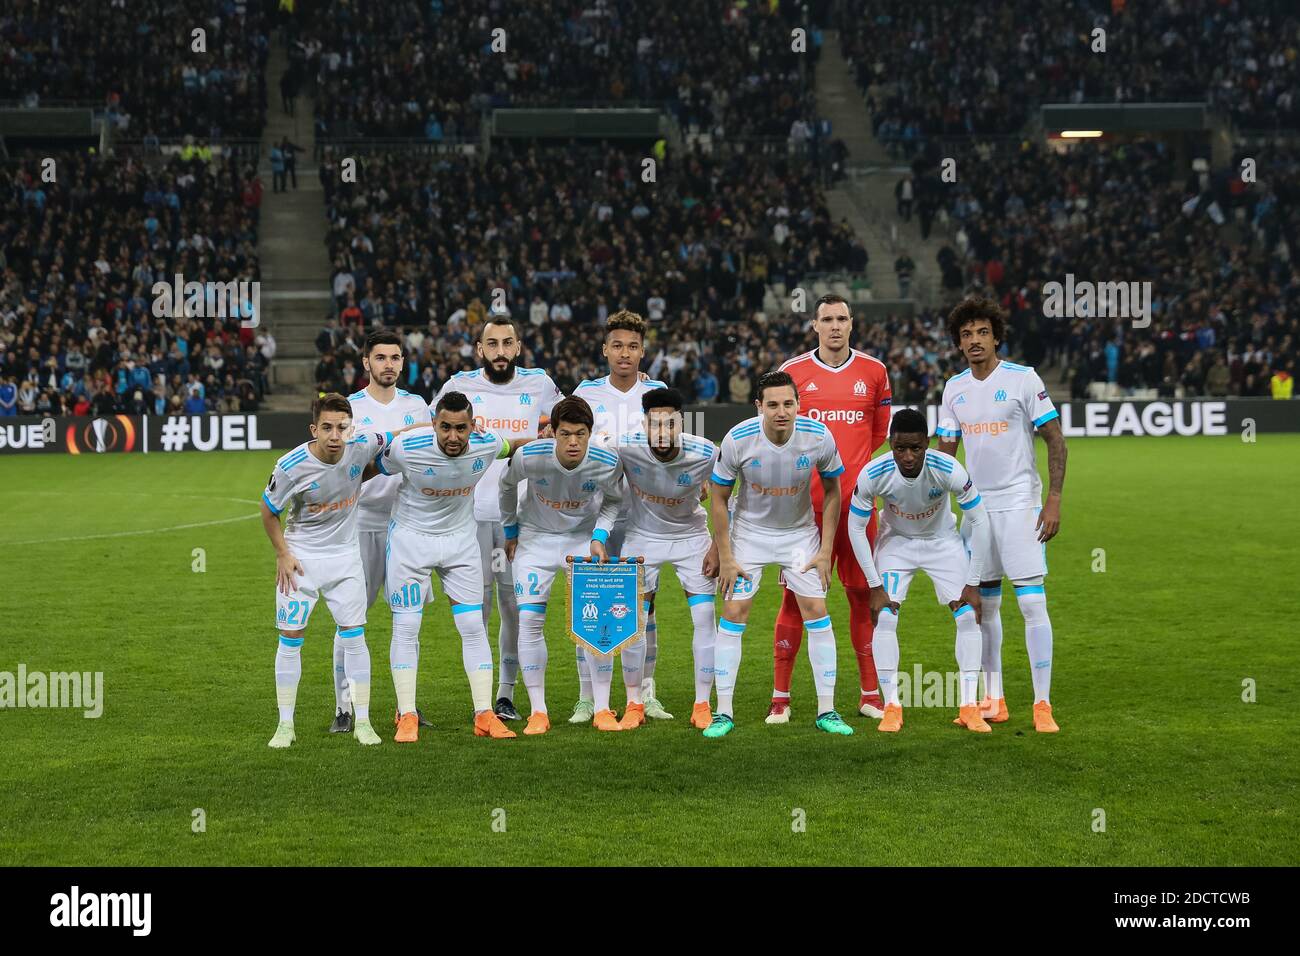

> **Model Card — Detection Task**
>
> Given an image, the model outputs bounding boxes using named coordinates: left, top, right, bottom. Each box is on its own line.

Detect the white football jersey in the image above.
left=937, top=361, right=1058, bottom=512
left=711, top=415, right=844, bottom=535
left=348, top=388, right=431, bottom=532
left=433, top=367, right=562, bottom=522
left=850, top=450, right=982, bottom=540
left=263, top=430, right=392, bottom=558
left=573, top=375, right=670, bottom=447
left=616, top=431, right=716, bottom=537
left=499, top=438, right=623, bottom=539
left=378, top=428, right=508, bottom=535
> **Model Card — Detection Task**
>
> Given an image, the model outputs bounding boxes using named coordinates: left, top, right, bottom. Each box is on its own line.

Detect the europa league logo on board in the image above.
left=65, top=416, right=137, bottom=454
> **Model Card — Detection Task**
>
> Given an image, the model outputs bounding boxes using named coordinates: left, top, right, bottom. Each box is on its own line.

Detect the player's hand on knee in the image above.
left=702, top=541, right=720, bottom=578
left=504, top=539, right=518, bottom=562
left=958, top=585, right=982, bottom=624
left=803, top=553, right=832, bottom=592
left=276, top=551, right=303, bottom=595
left=868, top=584, right=891, bottom=624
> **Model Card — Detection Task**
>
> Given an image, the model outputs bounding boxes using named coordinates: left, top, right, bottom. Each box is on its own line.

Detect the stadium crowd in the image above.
left=0, top=152, right=271, bottom=417
left=301, top=0, right=830, bottom=146
left=841, top=0, right=1300, bottom=155
left=314, top=139, right=868, bottom=396
left=0, top=0, right=270, bottom=141
left=902, top=136, right=1298, bottom=399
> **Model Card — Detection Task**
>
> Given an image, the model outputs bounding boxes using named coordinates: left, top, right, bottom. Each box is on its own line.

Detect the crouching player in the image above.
left=376, top=391, right=519, bottom=742
left=616, top=388, right=720, bottom=730
left=846, top=409, right=992, bottom=733
left=706, top=371, right=854, bottom=739
left=499, top=397, right=628, bottom=735
left=259, top=393, right=399, bottom=748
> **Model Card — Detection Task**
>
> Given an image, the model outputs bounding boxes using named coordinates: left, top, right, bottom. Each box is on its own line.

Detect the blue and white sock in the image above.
left=872, top=608, right=900, bottom=707
left=714, top=618, right=746, bottom=718
left=452, top=602, right=492, bottom=713
left=688, top=594, right=717, bottom=703
left=337, top=626, right=371, bottom=722
left=275, top=634, right=303, bottom=722
left=953, top=604, right=981, bottom=706
left=1015, top=584, right=1052, bottom=704
left=803, top=614, right=838, bottom=714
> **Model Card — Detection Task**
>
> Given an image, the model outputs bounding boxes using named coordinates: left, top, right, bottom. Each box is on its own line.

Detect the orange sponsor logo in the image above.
left=888, top=501, right=940, bottom=521
left=535, top=490, right=586, bottom=510
left=961, top=420, right=1009, bottom=435
left=748, top=482, right=806, bottom=497
left=421, top=486, right=473, bottom=497
left=308, top=494, right=359, bottom=514
left=475, top=415, right=532, bottom=434
left=633, top=484, right=688, bottom=507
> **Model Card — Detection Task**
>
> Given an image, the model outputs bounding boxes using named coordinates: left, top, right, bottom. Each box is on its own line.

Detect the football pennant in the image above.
left=567, top=556, right=645, bottom=658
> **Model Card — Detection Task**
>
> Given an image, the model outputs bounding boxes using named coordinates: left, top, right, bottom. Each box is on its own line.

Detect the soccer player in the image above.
left=616, top=388, right=720, bottom=730
left=846, top=408, right=993, bottom=733
left=570, top=310, right=669, bottom=723
left=935, top=295, right=1067, bottom=733
left=341, top=330, right=430, bottom=733
left=499, top=397, right=627, bottom=735
left=260, top=393, right=399, bottom=748
left=376, top=391, right=518, bottom=742
left=433, top=317, right=563, bottom=723
left=706, top=370, right=854, bottom=739
left=774, top=294, right=892, bottom=722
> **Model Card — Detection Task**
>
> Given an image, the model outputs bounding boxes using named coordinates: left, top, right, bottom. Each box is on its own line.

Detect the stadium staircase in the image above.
left=258, top=42, right=332, bottom=411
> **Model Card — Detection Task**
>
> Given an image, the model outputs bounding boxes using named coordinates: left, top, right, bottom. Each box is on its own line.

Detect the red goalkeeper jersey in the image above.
left=779, top=348, right=892, bottom=513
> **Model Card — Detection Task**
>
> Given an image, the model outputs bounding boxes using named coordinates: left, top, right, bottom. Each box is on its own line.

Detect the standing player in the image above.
left=772, top=294, right=892, bottom=723
left=705, top=370, right=854, bottom=739
left=433, top=317, right=563, bottom=723
left=846, top=408, right=993, bottom=733
left=376, top=391, right=518, bottom=742
left=570, top=310, right=669, bottom=723
left=499, top=397, right=627, bottom=735
left=341, top=330, right=430, bottom=733
left=935, top=296, right=1067, bottom=733
left=259, top=393, right=399, bottom=748
left=616, top=388, right=720, bottom=730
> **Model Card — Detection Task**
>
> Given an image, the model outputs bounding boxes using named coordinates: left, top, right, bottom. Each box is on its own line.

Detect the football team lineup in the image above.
left=260, top=294, right=1068, bottom=745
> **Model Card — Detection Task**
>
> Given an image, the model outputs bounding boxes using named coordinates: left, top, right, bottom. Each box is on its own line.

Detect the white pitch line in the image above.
left=3, top=512, right=259, bottom=546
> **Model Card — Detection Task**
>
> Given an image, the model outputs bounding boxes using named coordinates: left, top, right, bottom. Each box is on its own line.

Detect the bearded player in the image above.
left=570, top=310, right=669, bottom=724
left=935, top=295, right=1067, bottom=733
left=339, top=331, right=431, bottom=733
left=433, top=316, right=563, bottom=723
left=771, top=294, right=892, bottom=723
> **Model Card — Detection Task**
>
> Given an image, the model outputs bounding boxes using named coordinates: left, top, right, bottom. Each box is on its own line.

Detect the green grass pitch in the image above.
left=1, top=435, right=1295, bottom=866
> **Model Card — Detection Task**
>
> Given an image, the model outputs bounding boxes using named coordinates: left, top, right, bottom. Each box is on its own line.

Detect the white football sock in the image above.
left=1016, top=585, right=1053, bottom=704
left=954, top=604, right=981, bottom=706
left=338, top=627, right=371, bottom=721
left=643, top=606, right=658, bottom=681
left=688, top=595, right=717, bottom=703
left=714, top=618, right=746, bottom=718
left=590, top=651, right=615, bottom=713
left=575, top=644, right=593, bottom=702
left=872, top=608, right=901, bottom=707
left=390, top=613, right=421, bottom=715
left=979, top=586, right=1004, bottom=699
left=275, top=635, right=302, bottom=722
left=621, top=638, right=644, bottom=704
left=332, top=632, right=349, bottom=711
left=453, top=602, right=493, bottom=713
left=518, top=606, right=548, bottom=714
left=803, top=614, right=838, bottom=714
left=492, top=581, right=520, bottom=701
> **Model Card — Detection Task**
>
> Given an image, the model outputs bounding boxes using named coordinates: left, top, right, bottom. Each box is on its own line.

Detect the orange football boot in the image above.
left=474, top=710, right=517, bottom=739
left=618, top=703, right=646, bottom=730
left=394, top=711, right=419, bottom=743
left=690, top=701, right=712, bottom=729
left=1033, top=701, right=1059, bottom=733
left=524, top=711, right=551, bottom=735
left=593, top=709, right=622, bottom=732
left=980, top=696, right=1009, bottom=722
left=878, top=703, right=903, bottom=732
left=955, top=704, right=992, bottom=733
